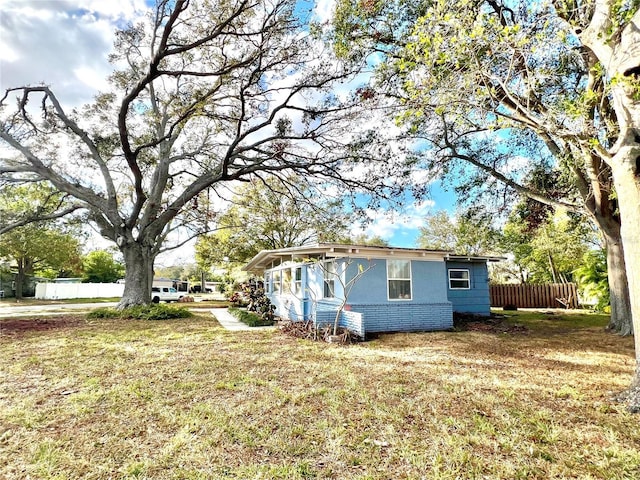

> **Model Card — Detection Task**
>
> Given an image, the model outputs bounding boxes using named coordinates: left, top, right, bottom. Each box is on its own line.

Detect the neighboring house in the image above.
left=243, top=243, right=502, bottom=337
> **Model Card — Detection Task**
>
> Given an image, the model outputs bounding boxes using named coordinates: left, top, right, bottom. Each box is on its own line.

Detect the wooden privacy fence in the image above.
left=490, top=283, right=579, bottom=309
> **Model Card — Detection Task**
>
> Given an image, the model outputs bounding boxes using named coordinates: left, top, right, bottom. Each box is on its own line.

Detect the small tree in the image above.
left=417, top=209, right=499, bottom=256
left=82, top=250, right=125, bottom=283
left=313, top=257, right=373, bottom=336
left=244, top=282, right=276, bottom=323
left=574, top=250, right=610, bottom=312
left=0, top=224, right=82, bottom=298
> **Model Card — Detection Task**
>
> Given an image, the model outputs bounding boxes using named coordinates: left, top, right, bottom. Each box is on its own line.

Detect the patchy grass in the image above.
left=495, top=308, right=612, bottom=331
left=1, top=311, right=638, bottom=479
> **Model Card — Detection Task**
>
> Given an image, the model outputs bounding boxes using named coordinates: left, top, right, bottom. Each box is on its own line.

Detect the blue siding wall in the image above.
left=316, top=309, right=365, bottom=337
left=347, top=259, right=449, bottom=303
left=445, top=261, right=491, bottom=315
left=345, top=260, right=387, bottom=302
left=346, top=302, right=453, bottom=333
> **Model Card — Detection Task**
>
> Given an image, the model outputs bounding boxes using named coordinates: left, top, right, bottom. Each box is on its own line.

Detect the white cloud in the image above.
left=312, top=0, right=336, bottom=25
left=351, top=200, right=436, bottom=246
left=0, top=0, right=148, bottom=106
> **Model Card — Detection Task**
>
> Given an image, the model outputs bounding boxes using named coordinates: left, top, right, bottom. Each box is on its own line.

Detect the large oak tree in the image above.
left=0, top=0, right=393, bottom=307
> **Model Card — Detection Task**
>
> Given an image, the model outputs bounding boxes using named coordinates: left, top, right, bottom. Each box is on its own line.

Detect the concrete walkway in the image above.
left=210, top=307, right=275, bottom=331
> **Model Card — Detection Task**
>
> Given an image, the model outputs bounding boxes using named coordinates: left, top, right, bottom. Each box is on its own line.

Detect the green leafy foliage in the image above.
left=574, top=250, right=610, bottom=312
left=244, top=284, right=276, bottom=323
left=82, top=250, right=125, bottom=283
left=86, top=307, right=121, bottom=319
left=228, top=307, right=275, bottom=327
left=195, top=176, right=351, bottom=269
left=87, top=304, right=193, bottom=320
left=0, top=223, right=83, bottom=297
left=417, top=209, right=499, bottom=255
left=0, top=183, right=82, bottom=236
left=496, top=208, right=597, bottom=284
left=229, top=282, right=276, bottom=323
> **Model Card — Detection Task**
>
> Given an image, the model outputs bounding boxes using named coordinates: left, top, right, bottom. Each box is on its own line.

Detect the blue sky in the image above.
left=353, top=183, right=457, bottom=248
left=0, top=0, right=459, bottom=263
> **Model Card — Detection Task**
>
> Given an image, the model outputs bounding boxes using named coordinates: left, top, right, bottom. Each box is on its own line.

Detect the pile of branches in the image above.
left=280, top=320, right=318, bottom=340
left=279, top=320, right=362, bottom=344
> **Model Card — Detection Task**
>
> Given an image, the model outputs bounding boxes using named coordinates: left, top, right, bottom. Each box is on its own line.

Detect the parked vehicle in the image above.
left=151, top=286, right=183, bottom=303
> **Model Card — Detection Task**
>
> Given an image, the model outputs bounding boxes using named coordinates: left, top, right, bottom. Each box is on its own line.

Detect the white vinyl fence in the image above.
left=35, top=282, right=124, bottom=300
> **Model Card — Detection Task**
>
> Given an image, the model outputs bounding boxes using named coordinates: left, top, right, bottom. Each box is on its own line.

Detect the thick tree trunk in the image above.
left=117, top=241, right=156, bottom=308
left=583, top=212, right=633, bottom=334
left=603, top=232, right=633, bottom=335
left=611, top=157, right=640, bottom=411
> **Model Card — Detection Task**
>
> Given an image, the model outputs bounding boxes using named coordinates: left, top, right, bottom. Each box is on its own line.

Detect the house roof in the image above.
left=243, top=243, right=504, bottom=273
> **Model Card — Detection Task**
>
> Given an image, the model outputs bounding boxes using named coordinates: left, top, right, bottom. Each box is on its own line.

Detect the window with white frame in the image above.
left=273, top=270, right=281, bottom=294
left=388, top=259, right=412, bottom=300
left=292, top=267, right=302, bottom=296
left=282, top=268, right=292, bottom=294
left=449, top=269, right=470, bottom=289
left=323, top=261, right=336, bottom=298
left=264, top=272, right=272, bottom=294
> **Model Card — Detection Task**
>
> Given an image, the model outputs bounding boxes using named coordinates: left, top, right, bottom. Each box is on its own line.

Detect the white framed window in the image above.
left=273, top=270, right=281, bottom=294
left=292, top=267, right=302, bottom=296
left=388, top=259, right=412, bottom=300
left=264, top=272, right=272, bottom=294
left=323, top=261, right=336, bottom=298
left=282, top=268, right=292, bottom=294
left=449, top=269, right=470, bottom=289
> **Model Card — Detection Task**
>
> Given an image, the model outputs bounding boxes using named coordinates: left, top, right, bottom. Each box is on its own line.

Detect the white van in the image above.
left=151, top=286, right=183, bottom=303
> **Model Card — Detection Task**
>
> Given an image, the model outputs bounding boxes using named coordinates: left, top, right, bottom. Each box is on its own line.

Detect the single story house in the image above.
left=243, top=243, right=502, bottom=337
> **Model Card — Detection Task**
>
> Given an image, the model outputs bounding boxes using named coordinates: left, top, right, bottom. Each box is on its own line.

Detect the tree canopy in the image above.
left=0, top=224, right=82, bottom=298
left=82, top=250, right=125, bottom=283
left=0, top=0, right=396, bottom=307
left=417, top=209, right=498, bottom=255
left=196, top=176, right=351, bottom=269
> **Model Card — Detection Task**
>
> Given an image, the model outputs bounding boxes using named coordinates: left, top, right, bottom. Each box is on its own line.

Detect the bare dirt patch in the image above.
left=0, top=316, right=87, bottom=337
left=454, top=312, right=529, bottom=334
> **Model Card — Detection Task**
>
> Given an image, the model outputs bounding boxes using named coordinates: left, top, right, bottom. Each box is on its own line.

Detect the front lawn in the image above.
left=1, top=311, right=638, bottom=479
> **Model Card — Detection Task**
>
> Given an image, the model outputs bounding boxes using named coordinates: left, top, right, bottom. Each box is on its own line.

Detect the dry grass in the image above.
left=1, top=310, right=638, bottom=479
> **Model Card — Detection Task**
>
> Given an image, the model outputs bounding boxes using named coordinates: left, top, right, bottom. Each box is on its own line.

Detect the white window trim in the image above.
left=292, top=267, right=302, bottom=297
left=273, top=269, right=282, bottom=294
left=449, top=269, right=471, bottom=290
left=387, top=259, right=412, bottom=301
left=323, top=260, right=336, bottom=299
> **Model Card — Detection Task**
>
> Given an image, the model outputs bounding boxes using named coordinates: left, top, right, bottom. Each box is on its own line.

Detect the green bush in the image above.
left=574, top=249, right=609, bottom=311
left=123, top=304, right=193, bottom=320
left=228, top=307, right=274, bottom=327
left=87, top=304, right=193, bottom=320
